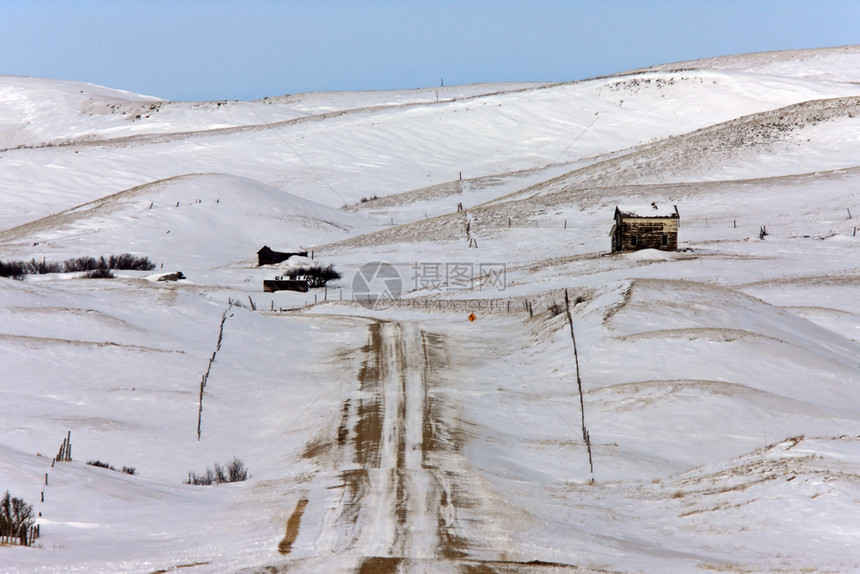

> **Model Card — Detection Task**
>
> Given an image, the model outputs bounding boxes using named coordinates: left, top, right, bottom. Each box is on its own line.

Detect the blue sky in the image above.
left=1, top=0, right=858, bottom=101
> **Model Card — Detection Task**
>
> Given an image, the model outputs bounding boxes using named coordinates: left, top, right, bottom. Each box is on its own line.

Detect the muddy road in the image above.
left=261, top=319, right=592, bottom=573
left=318, top=321, right=480, bottom=568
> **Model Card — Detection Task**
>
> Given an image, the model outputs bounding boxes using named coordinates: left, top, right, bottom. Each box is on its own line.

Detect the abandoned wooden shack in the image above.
left=257, top=246, right=308, bottom=266
left=610, top=203, right=679, bottom=252
left=263, top=276, right=309, bottom=293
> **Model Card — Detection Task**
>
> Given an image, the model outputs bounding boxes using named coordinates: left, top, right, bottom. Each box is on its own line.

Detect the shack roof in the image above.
left=615, top=204, right=679, bottom=218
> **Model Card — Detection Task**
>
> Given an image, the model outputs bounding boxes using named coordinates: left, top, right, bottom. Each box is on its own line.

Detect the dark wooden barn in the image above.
left=257, top=246, right=308, bottom=266
left=263, top=277, right=309, bottom=293
left=610, top=204, right=679, bottom=252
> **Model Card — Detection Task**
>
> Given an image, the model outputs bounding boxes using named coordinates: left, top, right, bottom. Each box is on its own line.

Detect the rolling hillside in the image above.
left=1, top=46, right=860, bottom=573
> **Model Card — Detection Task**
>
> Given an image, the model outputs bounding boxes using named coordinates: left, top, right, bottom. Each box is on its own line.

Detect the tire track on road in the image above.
left=272, top=318, right=587, bottom=573
left=318, top=320, right=468, bottom=568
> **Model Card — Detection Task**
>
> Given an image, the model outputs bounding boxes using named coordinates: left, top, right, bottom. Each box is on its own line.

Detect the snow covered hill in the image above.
left=2, top=46, right=860, bottom=573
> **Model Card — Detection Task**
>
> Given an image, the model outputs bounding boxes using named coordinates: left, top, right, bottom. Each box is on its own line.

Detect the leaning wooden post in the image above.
left=566, top=289, right=594, bottom=480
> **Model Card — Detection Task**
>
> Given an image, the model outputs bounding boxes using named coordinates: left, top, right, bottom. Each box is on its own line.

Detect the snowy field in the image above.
left=2, top=45, right=860, bottom=573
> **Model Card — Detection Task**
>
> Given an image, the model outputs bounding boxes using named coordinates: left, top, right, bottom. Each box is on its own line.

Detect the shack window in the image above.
left=662, top=234, right=668, bottom=246
left=630, top=235, right=637, bottom=247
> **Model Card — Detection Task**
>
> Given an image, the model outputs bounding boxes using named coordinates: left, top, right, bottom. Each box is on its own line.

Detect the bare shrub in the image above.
left=187, top=458, right=249, bottom=486
left=85, top=268, right=114, bottom=279
left=29, top=259, right=62, bottom=274
left=109, top=253, right=155, bottom=271
left=0, top=491, right=35, bottom=545
left=0, top=261, right=26, bottom=279
left=87, top=460, right=137, bottom=475
left=64, top=256, right=107, bottom=272
left=187, top=469, right=215, bottom=486
left=286, top=264, right=342, bottom=288
left=68, top=253, right=155, bottom=276
left=213, top=463, right=227, bottom=484
left=2, top=253, right=156, bottom=279
left=1, top=253, right=156, bottom=279
left=226, top=457, right=249, bottom=482
left=0, top=259, right=62, bottom=278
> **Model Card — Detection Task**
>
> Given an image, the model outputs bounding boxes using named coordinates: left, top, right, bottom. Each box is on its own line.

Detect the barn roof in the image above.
left=615, top=204, right=678, bottom=218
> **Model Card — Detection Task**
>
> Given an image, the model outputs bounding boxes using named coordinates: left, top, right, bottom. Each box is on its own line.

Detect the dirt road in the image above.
left=267, top=319, right=590, bottom=574
left=320, top=321, right=469, bottom=566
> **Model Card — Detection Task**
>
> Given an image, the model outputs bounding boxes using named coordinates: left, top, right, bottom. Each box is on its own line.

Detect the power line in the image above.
left=249, top=108, right=378, bottom=234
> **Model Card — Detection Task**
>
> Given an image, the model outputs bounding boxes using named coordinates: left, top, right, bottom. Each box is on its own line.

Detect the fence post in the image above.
left=565, top=289, right=594, bottom=480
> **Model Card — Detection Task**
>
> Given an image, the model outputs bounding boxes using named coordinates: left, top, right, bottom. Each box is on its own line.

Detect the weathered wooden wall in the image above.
left=614, top=216, right=678, bottom=251
left=263, top=279, right=309, bottom=293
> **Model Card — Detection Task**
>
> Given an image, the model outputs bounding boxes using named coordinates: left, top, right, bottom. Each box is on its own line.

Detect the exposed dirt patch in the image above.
left=337, top=468, right=368, bottom=545
left=437, top=488, right=469, bottom=560
left=355, top=322, right=383, bottom=468
left=356, top=556, right=402, bottom=574
left=460, top=558, right=602, bottom=573
left=337, top=398, right=351, bottom=445
left=277, top=497, right=308, bottom=555
left=300, top=434, right=332, bottom=460
left=421, top=331, right=451, bottom=461
left=614, top=327, right=777, bottom=343
left=0, top=332, right=177, bottom=353
left=601, top=282, right=634, bottom=325
left=149, top=562, right=210, bottom=574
